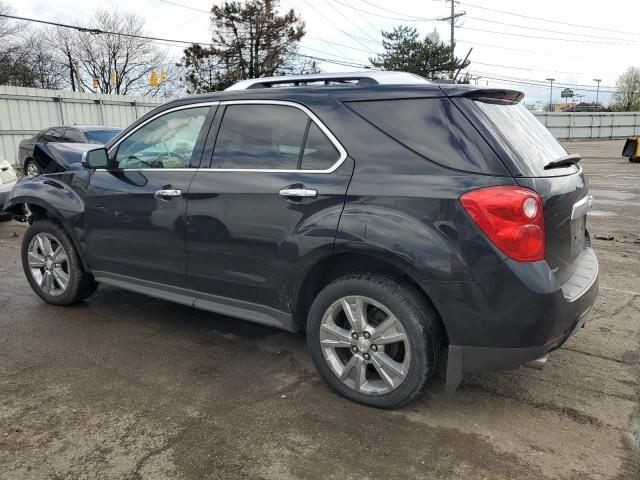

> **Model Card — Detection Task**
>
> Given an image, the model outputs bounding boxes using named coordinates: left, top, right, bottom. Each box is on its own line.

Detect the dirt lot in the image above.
left=0, top=140, right=638, bottom=480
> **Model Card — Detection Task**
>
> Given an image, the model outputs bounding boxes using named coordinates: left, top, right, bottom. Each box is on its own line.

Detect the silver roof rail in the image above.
left=225, top=71, right=432, bottom=90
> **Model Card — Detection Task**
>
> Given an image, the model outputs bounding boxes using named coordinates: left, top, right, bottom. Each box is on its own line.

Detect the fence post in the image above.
left=56, top=95, right=64, bottom=124
left=96, top=98, right=105, bottom=125
left=132, top=100, right=138, bottom=119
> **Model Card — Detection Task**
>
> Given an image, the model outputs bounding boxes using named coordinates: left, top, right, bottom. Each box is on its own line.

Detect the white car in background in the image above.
left=0, top=159, right=17, bottom=221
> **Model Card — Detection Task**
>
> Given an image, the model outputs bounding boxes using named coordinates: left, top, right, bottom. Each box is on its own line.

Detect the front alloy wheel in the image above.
left=320, top=295, right=410, bottom=395
left=21, top=219, right=98, bottom=305
left=27, top=232, right=70, bottom=296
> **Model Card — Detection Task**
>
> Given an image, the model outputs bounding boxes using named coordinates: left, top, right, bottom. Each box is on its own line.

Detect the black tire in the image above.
left=306, top=274, right=443, bottom=409
left=21, top=219, right=97, bottom=306
left=24, top=159, right=42, bottom=177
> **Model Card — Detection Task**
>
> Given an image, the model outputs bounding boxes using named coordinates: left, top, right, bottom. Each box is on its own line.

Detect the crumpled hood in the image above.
left=34, top=142, right=96, bottom=173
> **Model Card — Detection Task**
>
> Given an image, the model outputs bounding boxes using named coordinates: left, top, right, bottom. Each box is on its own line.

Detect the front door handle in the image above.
left=154, top=189, right=182, bottom=199
left=279, top=188, right=317, bottom=198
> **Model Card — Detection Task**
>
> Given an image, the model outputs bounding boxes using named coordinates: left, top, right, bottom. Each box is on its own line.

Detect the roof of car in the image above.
left=162, top=83, right=492, bottom=108
left=47, top=125, right=122, bottom=131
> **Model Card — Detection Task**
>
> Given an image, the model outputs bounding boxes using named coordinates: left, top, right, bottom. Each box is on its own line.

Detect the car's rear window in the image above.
left=464, top=99, right=574, bottom=177
left=346, top=98, right=507, bottom=175
left=84, top=129, right=121, bottom=145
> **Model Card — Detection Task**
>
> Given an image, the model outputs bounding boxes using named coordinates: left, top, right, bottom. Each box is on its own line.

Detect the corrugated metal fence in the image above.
left=0, top=85, right=167, bottom=166
left=533, top=112, right=640, bottom=140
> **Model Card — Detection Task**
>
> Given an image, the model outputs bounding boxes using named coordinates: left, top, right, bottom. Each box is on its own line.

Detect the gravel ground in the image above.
left=0, top=140, right=638, bottom=480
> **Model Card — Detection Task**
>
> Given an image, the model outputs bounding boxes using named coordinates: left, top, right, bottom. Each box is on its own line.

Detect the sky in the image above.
left=8, top=0, right=640, bottom=108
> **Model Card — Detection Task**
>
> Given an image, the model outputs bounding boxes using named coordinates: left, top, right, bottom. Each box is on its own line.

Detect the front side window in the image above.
left=212, top=104, right=340, bottom=170
left=115, top=107, right=210, bottom=169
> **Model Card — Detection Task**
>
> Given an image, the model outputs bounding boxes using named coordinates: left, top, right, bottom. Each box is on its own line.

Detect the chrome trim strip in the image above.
left=100, top=99, right=347, bottom=175
left=571, top=193, right=593, bottom=221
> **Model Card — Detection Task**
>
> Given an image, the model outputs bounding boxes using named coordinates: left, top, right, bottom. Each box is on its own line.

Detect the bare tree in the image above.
left=612, top=67, right=640, bottom=112
left=72, top=8, right=171, bottom=95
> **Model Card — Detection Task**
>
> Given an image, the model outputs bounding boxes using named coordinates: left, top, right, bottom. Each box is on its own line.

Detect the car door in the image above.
left=84, top=103, right=217, bottom=289
left=186, top=100, right=354, bottom=326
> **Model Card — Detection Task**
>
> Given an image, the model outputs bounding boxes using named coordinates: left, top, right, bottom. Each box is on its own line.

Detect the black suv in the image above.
left=3, top=72, right=598, bottom=408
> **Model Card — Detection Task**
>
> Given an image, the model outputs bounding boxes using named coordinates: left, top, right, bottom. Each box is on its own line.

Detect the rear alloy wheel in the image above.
left=22, top=220, right=97, bottom=305
left=319, top=295, right=411, bottom=395
left=307, top=274, right=442, bottom=408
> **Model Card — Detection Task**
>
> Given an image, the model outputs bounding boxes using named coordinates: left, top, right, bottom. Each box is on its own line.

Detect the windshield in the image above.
left=84, top=129, right=121, bottom=145
left=467, top=100, right=574, bottom=177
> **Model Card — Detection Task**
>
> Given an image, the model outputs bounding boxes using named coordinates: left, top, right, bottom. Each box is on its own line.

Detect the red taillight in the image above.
left=459, top=186, right=545, bottom=262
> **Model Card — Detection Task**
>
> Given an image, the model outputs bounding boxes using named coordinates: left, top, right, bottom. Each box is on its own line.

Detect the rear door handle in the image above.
left=154, top=189, right=182, bottom=199
left=279, top=188, right=317, bottom=198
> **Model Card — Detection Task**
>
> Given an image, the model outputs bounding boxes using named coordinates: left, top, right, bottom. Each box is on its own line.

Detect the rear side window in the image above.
left=301, top=123, right=340, bottom=170
left=213, top=104, right=341, bottom=170
left=466, top=100, right=571, bottom=177
left=346, top=98, right=506, bottom=175
left=214, top=104, right=307, bottom=170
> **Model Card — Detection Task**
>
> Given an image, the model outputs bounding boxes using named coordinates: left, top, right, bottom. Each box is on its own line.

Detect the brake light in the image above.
left=460, top=186, right=545, bottom=262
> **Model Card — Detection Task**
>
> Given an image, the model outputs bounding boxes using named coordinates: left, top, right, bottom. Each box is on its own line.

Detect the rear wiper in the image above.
left=543, top=154, right=582, bottom=170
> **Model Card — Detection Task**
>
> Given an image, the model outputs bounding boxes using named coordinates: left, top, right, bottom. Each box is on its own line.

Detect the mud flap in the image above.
left=445, top=345, right=464, bottom=394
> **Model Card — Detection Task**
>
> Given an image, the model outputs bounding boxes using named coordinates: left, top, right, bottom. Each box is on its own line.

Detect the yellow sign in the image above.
left=150, top=70, right=158, bottom=87
left=110, top=71, right=116, bottom=85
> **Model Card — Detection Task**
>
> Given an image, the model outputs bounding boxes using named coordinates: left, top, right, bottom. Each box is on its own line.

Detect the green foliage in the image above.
left=181, top=0, right=310, bottom=93
left=370, top=26, right=469, bottom=79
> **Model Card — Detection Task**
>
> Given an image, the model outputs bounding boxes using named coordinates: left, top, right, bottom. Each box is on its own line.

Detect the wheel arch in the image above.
left=7, top=196, right=90, bottom=271
left=293, top=250, right=450, bottom=345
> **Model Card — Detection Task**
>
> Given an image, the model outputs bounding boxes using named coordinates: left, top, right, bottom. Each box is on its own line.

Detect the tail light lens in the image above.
left=460, top=186, right=545, bottom=262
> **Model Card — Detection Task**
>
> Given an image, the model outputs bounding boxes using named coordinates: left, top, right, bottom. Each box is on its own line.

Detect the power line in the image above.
left=0, top=12, right=370, bottom=71
left=465, top=71, right=617, bottom=93
left=324, top=0, right=380, bottom=43
left=357, top=0, right=434, bottom=20
left=471, top=61, right=619, bottom=77
left=160, top=0, right=210, bottom=14
left=328, top=0, right=437, bottom=22
left=456, top=25, right=637, bottom=45
left=466, top=15, right=640, bottom=44
left=293, top=0, right=373, bottom=52
left=337, top=0, right=383, bottom=40
left=458, top=1, right=640, bottom=38
left=0, top=13, right=211, bottom=46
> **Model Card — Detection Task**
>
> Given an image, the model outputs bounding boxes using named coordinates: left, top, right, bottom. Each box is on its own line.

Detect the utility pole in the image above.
left=546, top=78, right=555, bottom=112
left=593, top=78, right=602, bottom=107
left=438, top=1, right=466, bottom=79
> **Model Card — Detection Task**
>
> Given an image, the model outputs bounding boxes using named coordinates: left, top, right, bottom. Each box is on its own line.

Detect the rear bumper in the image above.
left=445, top=300, right=594, bottom=393
left=423, top=244, right=599, bottom=393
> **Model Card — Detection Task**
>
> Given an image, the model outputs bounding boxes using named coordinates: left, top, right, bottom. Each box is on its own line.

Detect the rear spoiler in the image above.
left=462, top=89, right=524, bottom=105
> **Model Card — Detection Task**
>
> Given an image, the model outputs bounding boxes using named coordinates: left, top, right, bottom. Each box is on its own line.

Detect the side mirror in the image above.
left=81, top=147, right=109, bottom=169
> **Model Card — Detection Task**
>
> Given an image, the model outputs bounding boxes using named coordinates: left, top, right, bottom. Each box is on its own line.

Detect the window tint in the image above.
left=63, top=129, right=85, bottom=143
left=41, top=128, right=63, bottom=143
left=301, top=123, right=340, bottom=170
left=466, top=99, right=571, bottom=177
left=213, top=104, right=308, bottom=170
left=84, top=129, right=121, bottom=145
left=347, top=98, right=506, bottom=175
left=115, top=107, right=209, bottom=169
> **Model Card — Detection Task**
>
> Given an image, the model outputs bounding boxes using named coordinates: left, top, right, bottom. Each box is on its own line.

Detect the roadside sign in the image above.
left=561, top=88, right=574, bottom=98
